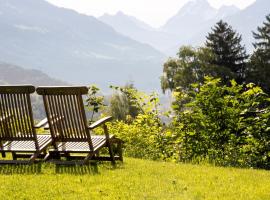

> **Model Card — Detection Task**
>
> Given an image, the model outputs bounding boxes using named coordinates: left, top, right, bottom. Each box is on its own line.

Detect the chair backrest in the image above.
left=0, top=85, right=37, bottom=142
left=36, top=86, right=93, bottom=149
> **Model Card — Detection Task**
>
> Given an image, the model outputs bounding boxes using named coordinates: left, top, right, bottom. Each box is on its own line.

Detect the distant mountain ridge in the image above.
left=99, top=11, right=178, bottom=52
left=0, top=62, right=66, bottom=86
left=1, top=0, right=269, bottom=92
left=161, top=0, right=218, bottom=34
left=0, top=0, right=165, bottom=91
left=100, top=11, right=155, bottom=32
left=99, top=0, right=241, bottom=53
left=100, top=0, right=269, bottom=55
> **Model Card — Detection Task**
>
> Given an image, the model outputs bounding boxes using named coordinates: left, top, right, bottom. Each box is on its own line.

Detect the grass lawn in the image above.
left=0, top=157, right=269, bottom=200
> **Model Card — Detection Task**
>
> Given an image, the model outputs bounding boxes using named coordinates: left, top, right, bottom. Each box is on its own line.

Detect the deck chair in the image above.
left=0, top=85, right=52, bottom=164
left=36, top=86, right=123, bottom=165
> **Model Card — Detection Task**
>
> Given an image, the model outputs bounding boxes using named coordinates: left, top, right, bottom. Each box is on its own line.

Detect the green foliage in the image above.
left=172, top=77, right=270, bottom=168
left=107, top=86, right=176, bottom=160
left=161, top=46, right=225, bottom=92
left=85, top=82, right=270, bottom=169
left=108, top=115, right=163, bottom=160
left=86, top=85, right=106, bottom=122
left=109, top=84, right=140, bottom=121
left=206, top=20, right=248, bottom=83
left=247, top=14, right=270, bottom=94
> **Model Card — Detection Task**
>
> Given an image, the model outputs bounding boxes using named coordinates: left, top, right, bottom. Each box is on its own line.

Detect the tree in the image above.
left=110, top=83, right=140, bottom=121
left=206, top=20, right=248, bottom=83
left=161, top=46, right=230, bottom=92
left=248, top=14, right=270, bottom=94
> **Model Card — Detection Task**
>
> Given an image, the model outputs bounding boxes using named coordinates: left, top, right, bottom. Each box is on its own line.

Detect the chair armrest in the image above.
left=34, top=118, right=48, bottom=128
left=88, top=116, right=113, bottom=130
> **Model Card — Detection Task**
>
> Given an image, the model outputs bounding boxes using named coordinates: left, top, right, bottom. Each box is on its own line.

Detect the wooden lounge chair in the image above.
left=36, top=86, right=123, bottom=165
left=0, top=85, right=52, bottom=164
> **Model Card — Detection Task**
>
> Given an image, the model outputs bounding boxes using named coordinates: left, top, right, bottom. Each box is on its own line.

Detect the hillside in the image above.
left=0, top=62, right=66, bottom=86
left=0, top=0, right=165, bottom=91
left=0, top=158, right=269, bottom=199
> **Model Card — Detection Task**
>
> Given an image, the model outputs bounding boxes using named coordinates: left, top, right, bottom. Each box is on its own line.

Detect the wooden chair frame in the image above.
left=36, top=86, right=123, bottom=165
left=0, top=85, right=52, bottom=164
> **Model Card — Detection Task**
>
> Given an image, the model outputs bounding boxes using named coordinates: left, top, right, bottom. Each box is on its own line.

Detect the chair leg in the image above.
left=83, top=152, right=95, bottom=164
left=44, top=152, right=51, bottom=161
left=117, top=141, right=123, bottom=162
left=29, top=152, right=39, bottom=163
left=103, top=124, right=116, bottom=165
left=107, top=141, right=116, bottom=165
left=12, top=152, right=17, bottom=160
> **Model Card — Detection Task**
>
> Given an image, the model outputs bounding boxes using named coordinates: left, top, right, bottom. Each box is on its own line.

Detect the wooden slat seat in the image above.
left=37, top=86, right=123, bottom=165
left=0, top=85, right=52, bottom=164
left=50, top=135, right=113, bottom=152
left=2, top=135, right=51, bottom=152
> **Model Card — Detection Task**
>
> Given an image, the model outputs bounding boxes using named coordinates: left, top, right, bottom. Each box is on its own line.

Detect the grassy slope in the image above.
left=0, top=158, right=269, bottom=200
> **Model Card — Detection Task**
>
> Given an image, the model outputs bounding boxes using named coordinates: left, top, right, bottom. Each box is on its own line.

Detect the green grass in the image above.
left=0, top=158, right=269, bottom=200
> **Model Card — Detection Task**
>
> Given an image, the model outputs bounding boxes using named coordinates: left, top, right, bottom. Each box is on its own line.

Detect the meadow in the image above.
left=0, top=158, right=269, bottom=200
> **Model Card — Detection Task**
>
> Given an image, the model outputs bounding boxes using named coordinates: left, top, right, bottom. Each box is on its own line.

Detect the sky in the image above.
left=45, top=0, right=256, bottom=27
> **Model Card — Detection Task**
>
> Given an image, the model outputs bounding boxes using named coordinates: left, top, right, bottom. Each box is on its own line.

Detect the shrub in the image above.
left=172, top=77, right=270, bottom=168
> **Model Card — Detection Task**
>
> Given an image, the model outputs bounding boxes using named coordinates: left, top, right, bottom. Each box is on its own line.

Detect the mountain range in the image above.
left=0, top=0, right=165, bottom=91
left=0, top=0, right=269, bottom=92
left=99, top=12, right=179, bottom=52
left=100, top=0, right=270, bottom=55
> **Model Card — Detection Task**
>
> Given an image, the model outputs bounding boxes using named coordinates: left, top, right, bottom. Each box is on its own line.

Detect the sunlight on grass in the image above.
left=0, top=158, right=269, bottom=200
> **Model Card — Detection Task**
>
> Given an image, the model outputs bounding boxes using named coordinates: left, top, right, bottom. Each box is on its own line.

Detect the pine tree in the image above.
left=248, top=14, right=270, bottom=93
left=206, top=20, right=248, bottom=83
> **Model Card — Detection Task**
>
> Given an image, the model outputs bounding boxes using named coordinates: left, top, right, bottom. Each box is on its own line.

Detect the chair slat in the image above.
left=6, top=94, right=16, bottom=137
left=49, top=95, right=62, bottom=140
left=21, top=93, right=31, bottom=138
left=2, top=94, right=11, bottom=138
left=0, top=86, right=36, bottom=141
left=72, top=95, right=84, bottom=139
left=36, top=87, right=92, bottom=144
left=59, top=95, right=70, bottom=138
left=17, top=94, right=28, bottom=138
left=11, top=94, right=20, bottom=135
left=0, top=94, right=7, bottom=138
left=63, top=95, right=76, bottom=139
left=13, top=94, right=23, bottom=136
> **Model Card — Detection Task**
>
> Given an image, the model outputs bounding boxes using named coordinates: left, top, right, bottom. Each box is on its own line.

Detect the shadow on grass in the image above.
left=54, top=161, right=124, bottom=175
left=55, top=163, right=99, bottom=175
left=0, top=161, right=124, bottom=175
left=0, top=163, right=42, bottom=175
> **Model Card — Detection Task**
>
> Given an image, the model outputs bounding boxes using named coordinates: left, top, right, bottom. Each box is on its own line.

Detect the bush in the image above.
left=172, top=77, right=270, bottom=168
left=86, top=80, right=270, bottom=168
left=108, top=88, right=176, bottom=160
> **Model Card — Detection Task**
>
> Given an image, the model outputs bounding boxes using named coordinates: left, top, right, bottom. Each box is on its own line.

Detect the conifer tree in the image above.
left=206, top=20, right=248, bottom=83
left=248, top=14, right=270, bottom=93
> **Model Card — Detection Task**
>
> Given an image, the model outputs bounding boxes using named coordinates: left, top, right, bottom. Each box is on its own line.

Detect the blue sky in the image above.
left=46, top=0, right=256, bottom=27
